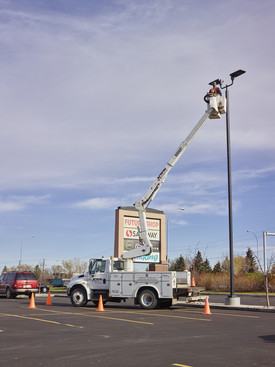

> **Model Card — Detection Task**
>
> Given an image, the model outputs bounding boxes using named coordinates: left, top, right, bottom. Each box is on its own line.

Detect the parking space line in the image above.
left=84, top=314, right=154, bottom=325
left=172, top=364, right=192, bottom=367
left=98, top=309, right=211, bottom=322
left=0, top=313, right=84, bottom=329
left=35, top=307, right=154, bottom=325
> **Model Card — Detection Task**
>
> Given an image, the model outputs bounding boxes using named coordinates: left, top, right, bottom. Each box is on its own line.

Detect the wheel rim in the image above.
left=142, top=292, right=154, bottom=307
left=6, top=289, right=11, bottom=298
left=73, top=291, right=84, bottom=305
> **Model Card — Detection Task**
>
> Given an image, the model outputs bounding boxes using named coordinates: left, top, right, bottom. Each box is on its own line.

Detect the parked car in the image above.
left=0, top=271, right=39, bottom=298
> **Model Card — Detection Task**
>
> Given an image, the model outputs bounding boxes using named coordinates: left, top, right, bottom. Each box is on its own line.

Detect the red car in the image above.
left=0, top=271, right=39, bottom=298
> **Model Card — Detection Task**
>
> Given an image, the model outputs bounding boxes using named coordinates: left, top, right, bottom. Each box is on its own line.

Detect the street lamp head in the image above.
left=230, top=69, right=246, bottom=81
left=218, top=69, right=246, bottom=89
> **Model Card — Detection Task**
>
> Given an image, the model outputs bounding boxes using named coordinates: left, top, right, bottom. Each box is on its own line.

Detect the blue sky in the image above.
left=1, top=0, right=275, bottom=271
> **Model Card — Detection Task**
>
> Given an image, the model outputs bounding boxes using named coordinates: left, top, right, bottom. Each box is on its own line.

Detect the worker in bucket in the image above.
left=208, top=82, right=222, bottom=96
left=204, top=81, right=222, bottom=104
left=209, top=82, right=222, bottom=96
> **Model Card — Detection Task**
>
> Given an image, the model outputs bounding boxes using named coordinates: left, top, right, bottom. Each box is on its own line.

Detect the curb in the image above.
left=201, top=292, right=275, bottom=298
left=177, top=301, right=275, bottom=313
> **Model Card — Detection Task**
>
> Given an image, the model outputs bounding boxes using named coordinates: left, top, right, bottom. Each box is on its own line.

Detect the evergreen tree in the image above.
left=213, top=261, right=222, bottom=273
left=201, top=258, right=212, bottom=273
left=194, top=251, right=204, bottom=274
left=245, top=247, right=257, bottom=273
left=2, top=265, right=8, bottom=274
left=171, top=255, right=186, bottom=271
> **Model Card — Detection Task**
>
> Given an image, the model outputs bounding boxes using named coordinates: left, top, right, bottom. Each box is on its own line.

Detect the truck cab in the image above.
left=67, top=258, right=126, bottom=307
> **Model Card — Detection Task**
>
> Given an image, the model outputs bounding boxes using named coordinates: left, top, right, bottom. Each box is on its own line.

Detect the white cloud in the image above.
left=73, top=197, right=121, bottom=210
left=171, top=219, right=188, bottom=227
left=114, top=177, right=155, bottom=184
left=0, top=201, right=24, bottom=212
left=0, top=195, right=50, bottom=212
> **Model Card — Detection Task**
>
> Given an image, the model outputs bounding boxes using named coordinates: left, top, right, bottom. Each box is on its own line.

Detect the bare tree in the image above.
left=253, top=250, right=275, bottom=308
left=51, top=264, right=66, bottom=278
left=8, top=264, right=33, bottom=272
left=62, top=258, right=87, bottom=277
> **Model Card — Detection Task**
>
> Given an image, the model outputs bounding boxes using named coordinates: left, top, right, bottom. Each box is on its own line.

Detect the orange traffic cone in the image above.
left=203, top=296, right=212, bottom=315
left=28, top=293, right=36, bottom=309
left=46, top=291, right=52, bottom=306
left=96, top=295, right=105, bottom=312
left=191, top=276, right=196, bottom=287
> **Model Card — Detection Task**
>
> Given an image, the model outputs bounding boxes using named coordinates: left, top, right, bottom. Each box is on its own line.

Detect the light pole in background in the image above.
left=263, top=232, right=275, bottom=274
left=19, top=235, right=36, bottom=266
left=247, top=229, right=259, bottom=259
left=166, top=208, right=184, bottom=261
left=210, top=69, right=246, bottom=306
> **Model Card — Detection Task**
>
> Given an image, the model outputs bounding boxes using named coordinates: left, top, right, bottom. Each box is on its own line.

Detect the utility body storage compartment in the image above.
left=109, top=271, right=176, bottom=299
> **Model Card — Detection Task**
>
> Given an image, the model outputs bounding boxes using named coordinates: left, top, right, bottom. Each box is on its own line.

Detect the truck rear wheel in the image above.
left=71, top=288, right=88, bottom=307
left=138, top=289, right=158, bottom=310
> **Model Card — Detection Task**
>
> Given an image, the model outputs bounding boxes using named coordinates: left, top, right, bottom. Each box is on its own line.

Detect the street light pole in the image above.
left=224, top=85, right=235, bottom=300
left=247, top=230, right=259, bottom=259
left=212, top=69, right=246, bottom=306
left=19, top=235, right=36, bottom=266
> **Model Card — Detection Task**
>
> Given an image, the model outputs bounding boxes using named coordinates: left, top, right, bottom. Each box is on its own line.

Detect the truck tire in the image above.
left=70, top=288, right=88, bottom=307
left=138, top=289, right=158, bottom=310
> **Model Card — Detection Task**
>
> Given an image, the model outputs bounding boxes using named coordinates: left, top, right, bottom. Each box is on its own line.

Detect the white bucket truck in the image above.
left=67, top=257, right=193, bottom=309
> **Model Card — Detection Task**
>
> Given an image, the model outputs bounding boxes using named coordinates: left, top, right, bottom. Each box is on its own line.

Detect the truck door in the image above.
left=89, top=259, right=108, bottom=290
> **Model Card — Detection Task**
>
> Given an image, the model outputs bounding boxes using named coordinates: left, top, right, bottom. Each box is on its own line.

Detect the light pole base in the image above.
left=225, top=296, right=240, bottom=306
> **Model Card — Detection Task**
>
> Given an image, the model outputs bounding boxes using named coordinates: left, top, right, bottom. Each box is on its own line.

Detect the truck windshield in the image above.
left=91, top=260, right=106, bottom=273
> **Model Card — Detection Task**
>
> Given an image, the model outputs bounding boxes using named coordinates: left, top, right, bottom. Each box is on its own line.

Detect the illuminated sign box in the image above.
left=114, top=206, right=167, bottom=264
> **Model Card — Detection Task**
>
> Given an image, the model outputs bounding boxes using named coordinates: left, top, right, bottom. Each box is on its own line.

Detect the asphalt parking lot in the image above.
left=0, top=295, right=274, bottom=367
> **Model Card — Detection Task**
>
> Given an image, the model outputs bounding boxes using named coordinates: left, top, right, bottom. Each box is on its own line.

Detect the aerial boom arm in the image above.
left=123, top=108, right=214, bottom=260
left=122, top=92, right=226, bottom=261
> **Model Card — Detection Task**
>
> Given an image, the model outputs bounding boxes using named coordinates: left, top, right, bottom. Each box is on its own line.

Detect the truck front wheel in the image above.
left=71, top=288, right=88, bottom=307
left=138, top=289, right=158, bottom=310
